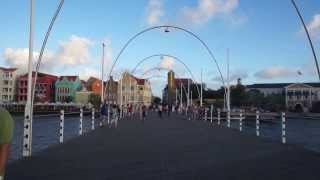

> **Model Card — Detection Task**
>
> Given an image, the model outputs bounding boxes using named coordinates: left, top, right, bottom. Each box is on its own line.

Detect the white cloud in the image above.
left=3, top=35, right=111, bottom=80
left=181, top=0, right=239, bottom=25
left=158, top=56, right=175, bottom=69
left=306, top=14, right=320, bottom=39
left=56, top=35, right=93, bottom=65
left=79, top=67, right=100, bottom=80
left=146, top=0, right=164, bottom=26
left=3, top=48, right=55, bottom=74
left=254, top=66, right=298, bottom=79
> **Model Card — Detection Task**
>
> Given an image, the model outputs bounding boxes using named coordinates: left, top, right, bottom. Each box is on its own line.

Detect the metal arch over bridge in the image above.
left=106, top=25, right=226, bottom=87
left=129, top=53, right=201, bottom=99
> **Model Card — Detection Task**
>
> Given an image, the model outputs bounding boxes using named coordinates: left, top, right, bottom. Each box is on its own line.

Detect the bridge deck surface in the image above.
left=7, top=113, right=320, bottom=180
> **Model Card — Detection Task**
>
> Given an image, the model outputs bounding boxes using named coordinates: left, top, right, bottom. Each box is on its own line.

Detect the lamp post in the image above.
left=200, top=69, right=203, bottom=107
left=101, top=43, right=105, bottom=103
left=23, top=0, right=35, bottom=157
left=24, top=0, right=64, bottom=157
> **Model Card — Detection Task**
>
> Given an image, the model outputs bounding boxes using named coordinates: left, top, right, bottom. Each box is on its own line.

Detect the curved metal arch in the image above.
left=138, top=66, right=201, bottom=101
left=290, top=0, right=320, bottom=80
left=107, top=25, right=225, bottom=87
left=130, top=53, right=201, bottom=98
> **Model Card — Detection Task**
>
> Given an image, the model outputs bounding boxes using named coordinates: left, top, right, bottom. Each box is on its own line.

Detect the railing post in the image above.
left=210, top=105, right=213, bottom=123
left=91, top=108, right=95, bottom=130
left=227, top=109, right=231, bottom=128
left=59, top=109, right=64, bottom=143
left=79, top=108, right=83, bottom=135
left=218, top=109, right=221, bottom=125
left=282, top=112, right=286, bottom=144
left=256, top=110, right=260, bottom=137
left=204, top=108, right=207, bottom=121
left=239, top=110, right=243, bottom=132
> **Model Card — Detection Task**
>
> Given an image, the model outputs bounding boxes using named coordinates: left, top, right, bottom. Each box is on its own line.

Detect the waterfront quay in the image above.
left=7, top=113, right=320, bottom=180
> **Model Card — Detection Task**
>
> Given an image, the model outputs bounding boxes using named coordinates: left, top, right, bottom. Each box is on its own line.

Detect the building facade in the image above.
left=55, top=76, right=81, bottom=102
left=246, top=83, right=320, bottom=111
left=167, top=71, right=176, bottom=105
left=105, top=76, right=118, bottom=104
left=17, top=72, right=58, bottom=103
left=162, top=78, right=192, bottom=105
left=118, top=72, right=152, bottom=106
left=0, top=67, right=17, bottom=103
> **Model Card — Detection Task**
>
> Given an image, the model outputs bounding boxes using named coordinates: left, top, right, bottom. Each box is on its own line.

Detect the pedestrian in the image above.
left=142, top=105, right=147, bottom=121
left=110, top=105, right=118, bottom=128
left=100, top=101, right=108, bottom=126
left=128, top=104, right=133, bottom=118
left=0, top=107, right=14, bottom=180
left=158, top=104, right=163, bottom=118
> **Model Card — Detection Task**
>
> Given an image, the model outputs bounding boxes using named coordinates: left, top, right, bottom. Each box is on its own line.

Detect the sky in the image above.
left=0, top=0, right=319, bottom=97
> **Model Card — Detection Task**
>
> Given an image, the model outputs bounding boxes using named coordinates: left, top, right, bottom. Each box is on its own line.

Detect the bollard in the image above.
left=210, top=105, right=213, bottom=123
left=204, top=108, right=207, bottom=121
left=239, top=110, right=243, bottom=132
left=91, top=108, right=95, bottom=130
left=227, top=110, right=231, bottom=128
left=79, top=108, right=83, bottom=135
left=282, top=112, right=286, bottom=144
left=59, top=110, right=64, bottom=143
left=218, top=109, right=221, bottom=125
left=256, top=110, right=260, bottom=136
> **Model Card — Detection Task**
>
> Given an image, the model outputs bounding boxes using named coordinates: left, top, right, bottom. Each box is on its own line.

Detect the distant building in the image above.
left=55, top=76, right=81, bottom=103
left=162, top=78, right=193, bottom=105
left=118, top=72, right=152, bottom=106
left=75, top=90, right=93, bottom=105
left=246, top=83, right=320, bottom=111
left=17, top=72, right=58, bottom=103
left=167, top=71, right=176, bottom=105
left=0, top=67, right=17, bottom=103
left=105, top=76, right=118, bottom=104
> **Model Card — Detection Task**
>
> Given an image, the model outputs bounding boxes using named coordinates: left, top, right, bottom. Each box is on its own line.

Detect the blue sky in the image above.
left=0, top=0, right=319, bottom=96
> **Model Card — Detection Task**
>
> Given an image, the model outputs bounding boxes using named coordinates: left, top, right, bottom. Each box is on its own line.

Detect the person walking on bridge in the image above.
left=100, top=101, right=108, bottom=126
left=0, top=107, right=14, bottom=180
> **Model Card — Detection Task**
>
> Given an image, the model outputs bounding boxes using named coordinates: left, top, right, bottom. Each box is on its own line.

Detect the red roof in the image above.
left=0, top=67, right=17, bottom=72
left=59, top=76, right=78, bottom=81
left=130, top=74, right=147, bottom=85
left=20, top=71, right=58, bottom=79
left=175, top=78, right=191, bottom=85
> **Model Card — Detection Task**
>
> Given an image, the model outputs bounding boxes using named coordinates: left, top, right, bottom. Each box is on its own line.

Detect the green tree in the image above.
left=152, top=96, right=161, bottom=105
left=264, top=93, right=286, bottom=112
left=230, top=84, right=246, bottom=107
left=245, top=89, right=266, bottom=107
left=89, top=94, right=101, bottom=109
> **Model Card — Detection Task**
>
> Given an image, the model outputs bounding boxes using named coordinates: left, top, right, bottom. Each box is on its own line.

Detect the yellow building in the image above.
left=118, top=71, right=152, bottom=106
left=75, top=90, right=93, bottom=105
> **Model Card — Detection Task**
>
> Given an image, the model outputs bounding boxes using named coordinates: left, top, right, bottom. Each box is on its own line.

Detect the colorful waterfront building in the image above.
left=55, top=76, right=81, bottom=103
left=17, top=72, right=58, bottom=103
left=118, top=72, right=152, bottom=106
left=0, top=67, right=17, bottom=103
